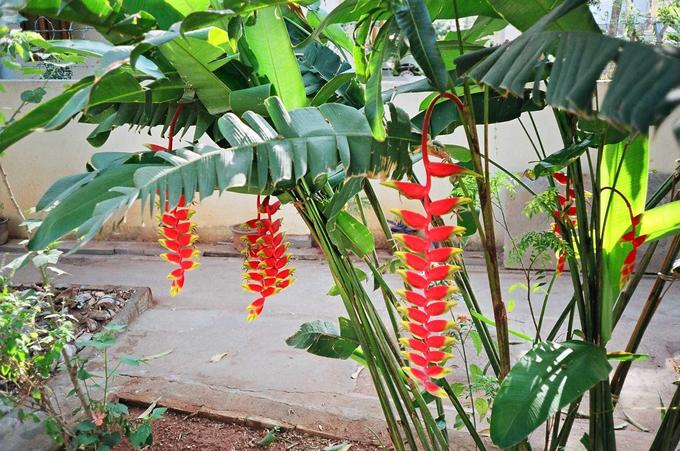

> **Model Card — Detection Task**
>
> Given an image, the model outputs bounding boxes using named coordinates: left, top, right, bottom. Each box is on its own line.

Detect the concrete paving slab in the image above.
left=6, top=250, right=678, bottom=449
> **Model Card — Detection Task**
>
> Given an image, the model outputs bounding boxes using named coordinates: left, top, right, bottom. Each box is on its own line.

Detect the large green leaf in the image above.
left=490, top=340, right=611, bottom=448
left=159, top=32, right=233, bottom=115
left=394, top=0, right=450, bottom=93
left=528, top=138, right=592, bottom=178
left=435, top=0, right=499, bottom=19
left=30, top=165, right=142, bottom=251
left=600, top=136, right=648, bottom=342
left=327, top=210, right=375, bottom=258
left=463, top=0, right=680, bottom=137
left=244, top=5, right=307, bottom=109
left=486, top=0, right=599, bottom=32
left=22, top=0, right=156, bottom=43
left=365, top=20, right=397, bottom=141
left=28, top=97, right=412, bottom=250
left=636, top=202, right=680, bottom=243
left=286, top=318, right=360, bottom=360
left=438, top=17, right=507, bottom=70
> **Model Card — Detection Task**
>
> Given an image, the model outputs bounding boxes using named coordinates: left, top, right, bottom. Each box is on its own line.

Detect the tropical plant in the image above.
left=1, top=0, right=679, bottom=450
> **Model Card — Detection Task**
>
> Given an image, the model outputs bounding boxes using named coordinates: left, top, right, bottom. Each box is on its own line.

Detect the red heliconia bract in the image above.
left=383, top=92, right=470, bottom=398
left=241, top=196, right=295, bottom=321
left=158, top=195, right=200, bottom=296
left=550, top=171, right=578, bottom=275
left=618, top=213, right=646, bottom=288
left=153, top=104, right=201, bottom=296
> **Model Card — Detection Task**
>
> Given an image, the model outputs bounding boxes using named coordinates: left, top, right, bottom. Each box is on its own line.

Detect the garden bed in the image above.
left=114, top=407, right=380, bottom=450
left=10, top=283, right=151, bottom=338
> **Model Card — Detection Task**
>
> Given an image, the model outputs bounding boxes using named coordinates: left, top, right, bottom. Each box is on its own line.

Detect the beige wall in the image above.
left=1, top=80, right=678, bottom=246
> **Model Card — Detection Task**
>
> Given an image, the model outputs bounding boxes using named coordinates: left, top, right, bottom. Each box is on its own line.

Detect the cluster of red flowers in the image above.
left=158, top=195, right=200, bottom=296
left=550, top=172, right=577, bottom=274
left=152, top=104, right=201, bottom=296
left=241, top=196, right=295, bottom=322
left=384, top=94, right=471, bottom=398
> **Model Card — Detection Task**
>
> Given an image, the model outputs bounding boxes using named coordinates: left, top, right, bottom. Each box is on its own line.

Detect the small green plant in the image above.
left=0, top=259, right=164, bottom=450
left=68, top=324, right=166, bottom=450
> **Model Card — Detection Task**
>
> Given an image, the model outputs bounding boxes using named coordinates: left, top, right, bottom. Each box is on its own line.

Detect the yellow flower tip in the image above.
left=452, top=226, right=467, bottom=235
left=429, top=386, right=448, bottom=399
left=396, top=306, right=409, bottom=316
left=430, top=367, right=453, bottom=379
left=398, top=337, right=411, bottom=348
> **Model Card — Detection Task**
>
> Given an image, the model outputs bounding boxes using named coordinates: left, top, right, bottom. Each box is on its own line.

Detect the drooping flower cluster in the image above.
left=551, top=172, right=578, bottom=274
left=384, top=96, right=471, bottom=398
left=158, top=196, right=201, bottom=296
left=153, top=103, right=201, bottom=296
left=241, top=196, right=295, bottom=322
left=619, top=213, right=646, bottom=287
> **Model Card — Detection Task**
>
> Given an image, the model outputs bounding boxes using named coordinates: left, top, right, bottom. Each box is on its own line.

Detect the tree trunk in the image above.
left=608, top=0, right=625, bottom=36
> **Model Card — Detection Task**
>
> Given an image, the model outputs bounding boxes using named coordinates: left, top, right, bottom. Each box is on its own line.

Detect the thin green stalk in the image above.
left=650, top=382, right=680, bottom=451
left=455, top=271, right=501, bottom=375
left=294, top=192, right=409, bottom=450
left=551, top=397, right=583, bottom=451
left=443, top=383, right=487, bottom=450
left=536, top=272, right=558, bottom=342
left=459, top=330, right=477, bottom=431
left=546, top=294, right=576, bottom=341
left=452, top=0, right=511, bottom=379
left=363, top=180, right=397, bottom=252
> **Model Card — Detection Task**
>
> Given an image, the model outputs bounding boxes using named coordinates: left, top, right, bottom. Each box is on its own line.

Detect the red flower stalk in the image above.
left=152, top=104, right=201, bottom=296
left=241, top=196, right=295, bottom=322
left=384, top=92, right=470, bottom=398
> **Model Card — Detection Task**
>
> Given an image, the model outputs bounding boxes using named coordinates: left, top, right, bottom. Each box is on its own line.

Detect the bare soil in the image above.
left=114, top=407, right=384, bottom=451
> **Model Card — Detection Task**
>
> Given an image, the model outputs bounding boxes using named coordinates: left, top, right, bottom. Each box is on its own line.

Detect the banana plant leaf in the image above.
left=28, top=97, right=413, bottom=251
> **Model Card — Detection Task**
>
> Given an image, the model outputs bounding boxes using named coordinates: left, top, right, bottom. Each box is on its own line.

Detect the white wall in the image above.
left=1, top=79, right=678, bottom=247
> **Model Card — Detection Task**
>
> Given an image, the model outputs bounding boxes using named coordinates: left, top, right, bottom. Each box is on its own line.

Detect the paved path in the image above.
left=7, top=249, right=679, bottom=449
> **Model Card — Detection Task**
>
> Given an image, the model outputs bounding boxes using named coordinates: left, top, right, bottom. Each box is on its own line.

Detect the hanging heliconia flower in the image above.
left=551, top=172, right=578, bottom=275
left=383, top=92, right=471, bottom=398
left=241, top=196, right=295, bottom=322
left=151, top=103, right=201, bottom=296
left=619, top=213, right=646, bottom=287
left=158, top=195, right=200, bottom=296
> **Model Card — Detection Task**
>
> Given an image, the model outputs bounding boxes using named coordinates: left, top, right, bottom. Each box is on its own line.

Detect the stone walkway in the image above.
left=4, top=245, right=678, bottom=449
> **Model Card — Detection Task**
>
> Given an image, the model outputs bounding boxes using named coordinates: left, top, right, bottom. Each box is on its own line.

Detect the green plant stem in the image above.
left=551, top=397, right=583, bottom=451
left=292, top=184, right=451, bottom=450
left=443, top=383, right=487, bottom=450
left=298, top=213, right=409, bottom=450
left=39, top=265, right=92, bottom=418
left=536, top=271, right=558, bottom=341
left=451, top=0, right=511, bottom=379
left=546, top=294, right=577, bottom=341
left=650, top=382, right=680, bottom=451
